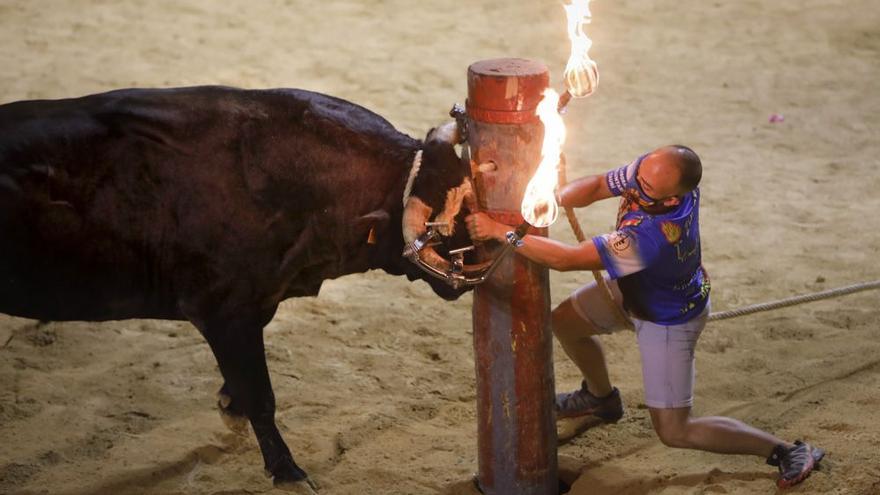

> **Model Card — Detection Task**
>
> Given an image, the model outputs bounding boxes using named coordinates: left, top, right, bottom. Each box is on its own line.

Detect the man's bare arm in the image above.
left=465, top=214, right=605, bottom=272
left=515, top=235, right=605, bottom=272
left=558, top=174, right=614, bottom=208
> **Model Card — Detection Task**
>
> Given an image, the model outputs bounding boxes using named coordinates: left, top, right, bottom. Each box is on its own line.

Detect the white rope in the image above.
left=401, top=149, right=423, bottom=207
left=708, top=279, right=880, bottom=322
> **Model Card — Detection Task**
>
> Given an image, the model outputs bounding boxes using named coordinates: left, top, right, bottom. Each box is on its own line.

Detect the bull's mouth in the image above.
left=401, top=188, right=501, bottom=289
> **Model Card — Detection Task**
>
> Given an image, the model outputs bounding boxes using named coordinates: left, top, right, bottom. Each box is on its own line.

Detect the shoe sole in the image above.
left=556, top=409, right=623, bottom=422
left=777, top=446, right=825, bottom=489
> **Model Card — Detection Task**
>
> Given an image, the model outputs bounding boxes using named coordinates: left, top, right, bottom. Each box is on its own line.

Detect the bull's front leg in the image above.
left=217, top=382, right=249, bottom=436
left=201, top=321, right=313, bottom=491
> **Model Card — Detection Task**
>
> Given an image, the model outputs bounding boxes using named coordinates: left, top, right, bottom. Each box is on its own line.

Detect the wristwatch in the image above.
left=505, top=230, right=524, bottom=248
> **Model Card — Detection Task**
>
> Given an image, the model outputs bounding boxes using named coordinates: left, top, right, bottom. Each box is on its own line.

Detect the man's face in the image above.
left=634, top=150, right=683, bottom=212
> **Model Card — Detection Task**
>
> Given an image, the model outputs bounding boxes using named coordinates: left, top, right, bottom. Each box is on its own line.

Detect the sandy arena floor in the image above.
left=1, top=1, right=879, bottom=494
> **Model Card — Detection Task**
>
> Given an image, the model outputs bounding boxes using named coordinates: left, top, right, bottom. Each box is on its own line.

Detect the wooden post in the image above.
left=467, top=58, right=557, bottom=495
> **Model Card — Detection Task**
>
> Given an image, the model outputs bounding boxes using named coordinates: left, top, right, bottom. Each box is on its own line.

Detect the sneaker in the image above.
left=555, top=382, right=623, bottom=422
left=766, top=440, right=825, bottom=489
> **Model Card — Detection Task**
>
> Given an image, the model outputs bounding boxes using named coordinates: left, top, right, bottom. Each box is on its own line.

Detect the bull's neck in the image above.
left=367, top=146, right=421, bottom=275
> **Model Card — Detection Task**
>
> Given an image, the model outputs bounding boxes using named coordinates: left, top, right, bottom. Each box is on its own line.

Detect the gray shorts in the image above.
left=570, top=279, right=710, bottom=409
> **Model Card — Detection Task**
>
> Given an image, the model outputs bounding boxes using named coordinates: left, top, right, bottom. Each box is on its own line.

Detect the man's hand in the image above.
left=465, top=213, right=508, bottom=242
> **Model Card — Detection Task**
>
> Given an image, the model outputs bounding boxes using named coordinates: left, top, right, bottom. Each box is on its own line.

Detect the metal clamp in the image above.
left=402, top=227, right=441, bottom=264
left=403, top=227, right=518, bottom=290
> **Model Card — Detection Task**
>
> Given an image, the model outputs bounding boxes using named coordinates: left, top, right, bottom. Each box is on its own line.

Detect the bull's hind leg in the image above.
left=201, top=322, right=314, bottom=491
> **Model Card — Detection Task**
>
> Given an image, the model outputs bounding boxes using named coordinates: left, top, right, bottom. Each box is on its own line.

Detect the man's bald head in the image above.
left=636, top=146, right=702, bottom=211
left=664, top=145, right=702, bottom=194
left=652, top=144, right=703, bottom=194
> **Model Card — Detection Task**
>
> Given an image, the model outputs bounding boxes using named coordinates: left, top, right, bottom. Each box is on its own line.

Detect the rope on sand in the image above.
left=707, top=279, right=880, bottom=322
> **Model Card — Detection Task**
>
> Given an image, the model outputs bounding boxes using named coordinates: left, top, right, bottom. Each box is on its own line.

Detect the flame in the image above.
left=520, top=0, right=597, bottom=227
left=521, top=89, right=566, bottom=228
left=563, top=0, right=598, bottom=98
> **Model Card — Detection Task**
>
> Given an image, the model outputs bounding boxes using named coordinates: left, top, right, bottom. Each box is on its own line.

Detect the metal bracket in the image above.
left=450, top=103, right=468, bottom=144
left=403, top=225, right=516, bottom=289
left=402, top=228, right=441, bottom=263
left=449, top=245, right=475, bottom=274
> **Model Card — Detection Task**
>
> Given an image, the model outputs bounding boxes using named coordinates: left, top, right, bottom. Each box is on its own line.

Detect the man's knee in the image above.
left=552, top=298, right=598, bottom=342
left=654, top=423, right=690, bottom=448
left=650, top=408, right=693, bottom=449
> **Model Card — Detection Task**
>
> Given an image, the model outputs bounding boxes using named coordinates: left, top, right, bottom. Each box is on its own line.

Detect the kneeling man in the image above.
left=466, top=145, right=823, bottom=489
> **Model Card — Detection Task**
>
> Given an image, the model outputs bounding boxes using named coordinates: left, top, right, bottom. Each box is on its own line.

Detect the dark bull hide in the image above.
left=0, top=86, right=477, bottom=488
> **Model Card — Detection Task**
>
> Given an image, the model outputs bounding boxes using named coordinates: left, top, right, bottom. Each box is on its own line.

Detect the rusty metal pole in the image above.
left=467, top=58, right=557, bottom=495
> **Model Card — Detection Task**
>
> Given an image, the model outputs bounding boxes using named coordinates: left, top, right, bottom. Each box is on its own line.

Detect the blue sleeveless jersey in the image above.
left=592, top=157, right=710, bottom=325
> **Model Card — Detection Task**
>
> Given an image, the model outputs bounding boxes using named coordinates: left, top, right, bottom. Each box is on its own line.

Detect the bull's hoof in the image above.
left=217, top=394, right=249, bottom=436
left=274, top=476, right=319, bottom=493
left=272, top=464, right=318, bottom=493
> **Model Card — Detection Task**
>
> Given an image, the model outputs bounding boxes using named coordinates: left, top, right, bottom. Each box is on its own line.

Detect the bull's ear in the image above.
left=355, top=209, right=390, bottom=245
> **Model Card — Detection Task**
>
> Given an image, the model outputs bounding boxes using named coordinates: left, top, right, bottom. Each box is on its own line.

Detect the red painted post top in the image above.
left=467, top=58, right=550, bottom=124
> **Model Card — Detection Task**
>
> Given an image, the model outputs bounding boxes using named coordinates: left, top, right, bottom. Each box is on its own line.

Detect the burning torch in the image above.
left=514, top=0, right=599, bottom=253
left=557, top=0, right=599, bottom=113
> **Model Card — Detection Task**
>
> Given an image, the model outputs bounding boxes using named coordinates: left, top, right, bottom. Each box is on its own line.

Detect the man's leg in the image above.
left=551, top=283, right=627, bottom=422
left=551, top=297, right=613, bottom=398
left=637, top=309, right=782, bottom=455
left=648, top=406, right=785, bottom=457
left=637, top=309, right=824, bottom=488
left=648, top=403, right=825, bottom=489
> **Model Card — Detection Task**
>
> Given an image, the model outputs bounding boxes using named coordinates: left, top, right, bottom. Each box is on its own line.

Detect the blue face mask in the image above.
left=625, top=155, right=661, bottom=208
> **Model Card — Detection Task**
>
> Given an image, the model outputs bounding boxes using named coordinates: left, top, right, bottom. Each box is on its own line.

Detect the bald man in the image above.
left=466, top=145, right=824, bottom=489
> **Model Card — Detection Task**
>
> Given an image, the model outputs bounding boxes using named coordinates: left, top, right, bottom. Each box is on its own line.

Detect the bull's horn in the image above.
left=402, top=196, right=431, bottom=245
left=426, top=121, right=460, bottom=145
left=402, top=196, right=452, bottom=272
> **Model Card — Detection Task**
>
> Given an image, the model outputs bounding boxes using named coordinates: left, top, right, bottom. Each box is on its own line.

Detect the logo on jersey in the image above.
left=661, top=221, right=682, bottom=244
left=608, top=231, right=632, bottom=254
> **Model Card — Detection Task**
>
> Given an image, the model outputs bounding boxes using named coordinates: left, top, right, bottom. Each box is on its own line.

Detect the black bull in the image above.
left=0, top=86, right=477, bottom=488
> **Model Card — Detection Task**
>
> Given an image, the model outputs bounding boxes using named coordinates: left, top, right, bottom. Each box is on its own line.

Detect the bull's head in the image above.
left=400, top=122, right=491, bottom=299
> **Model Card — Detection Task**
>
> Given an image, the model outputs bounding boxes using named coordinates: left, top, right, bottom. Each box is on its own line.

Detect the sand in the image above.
left=1, top=0, right=879, bottom=494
